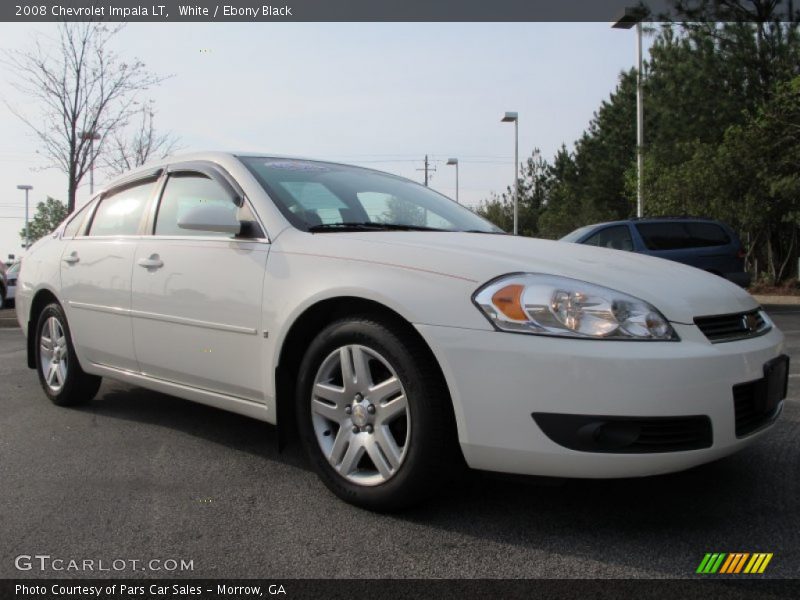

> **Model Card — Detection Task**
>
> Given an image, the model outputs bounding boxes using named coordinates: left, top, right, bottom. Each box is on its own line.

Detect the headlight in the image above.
left=473, top=274, right=678, bottom=340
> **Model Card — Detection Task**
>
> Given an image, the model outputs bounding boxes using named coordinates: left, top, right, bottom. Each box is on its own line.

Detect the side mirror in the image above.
left=177, top=204, right=241, bottom=235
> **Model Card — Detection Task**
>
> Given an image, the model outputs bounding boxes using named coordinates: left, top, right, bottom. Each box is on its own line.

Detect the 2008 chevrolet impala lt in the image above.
left=15, top=152, right=788, bottom=509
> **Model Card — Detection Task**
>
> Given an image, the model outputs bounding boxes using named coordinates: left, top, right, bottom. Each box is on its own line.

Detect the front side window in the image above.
left=584, top=225, right=634, bottom=251
left=154, top=173, right=238, bottom=237
left=88, top=181, right=155, bottom=237
left=239, top=157, right=501, bottom=233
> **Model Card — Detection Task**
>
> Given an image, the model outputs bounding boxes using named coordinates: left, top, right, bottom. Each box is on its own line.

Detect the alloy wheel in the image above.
left=310, top=344, right=410, bottom=486
left=40, top=316, right=68, bottom=393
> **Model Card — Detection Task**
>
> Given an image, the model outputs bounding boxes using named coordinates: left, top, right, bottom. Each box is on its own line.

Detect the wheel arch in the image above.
left=274, top=296, right=457, bottom=451
left=26, top=287, right=61, bottom=369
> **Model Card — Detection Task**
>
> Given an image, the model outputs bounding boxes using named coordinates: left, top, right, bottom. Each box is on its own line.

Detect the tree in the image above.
left=3, top=23, right=168, bottom=211
left=477, top=148, right=549, bottom=236
left=19, top=197, right=68, bottom=247
left=103, top=100, right=180, bottom=175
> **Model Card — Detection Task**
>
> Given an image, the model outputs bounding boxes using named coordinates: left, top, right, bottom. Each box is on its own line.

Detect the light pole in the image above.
left=81, top=131, right=101, bottom=195
left=16, top=184, right=32, bottom=249
left=613, top=7, right=645, bottom=218
left=501, top=112, right=519, bottom=235
left=446, top=158, right=459, bottom=203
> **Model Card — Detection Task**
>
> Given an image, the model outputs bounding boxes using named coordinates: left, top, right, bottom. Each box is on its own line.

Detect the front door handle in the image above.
left=137, top=255, right=164, bottom=269
left=62, top=252, right=79, bottom=264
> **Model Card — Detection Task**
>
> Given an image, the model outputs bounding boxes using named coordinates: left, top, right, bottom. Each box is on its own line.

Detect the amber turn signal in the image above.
left=491, top=284, right=527, bottom=320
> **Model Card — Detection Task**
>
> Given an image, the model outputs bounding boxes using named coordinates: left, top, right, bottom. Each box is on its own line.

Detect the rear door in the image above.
left=60, top=176, right=159, bottom=371
left=130, top=164, right=269, bottom=402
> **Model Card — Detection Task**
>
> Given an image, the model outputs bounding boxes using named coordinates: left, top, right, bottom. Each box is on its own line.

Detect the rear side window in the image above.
left=685, top=222, right=731, bottom=247
left=583, top=225, right=634, bottom=251
left=63, top=199, right=96, bottom=238
left=88, top=181, right=155, bottom=237
left=636, top=222, right=730, bottom=250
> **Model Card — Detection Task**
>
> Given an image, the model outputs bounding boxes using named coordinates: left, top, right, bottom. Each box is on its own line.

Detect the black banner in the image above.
left=2, top=579, right=800, bottom=600
left=3, top=0, right=799, bottom=23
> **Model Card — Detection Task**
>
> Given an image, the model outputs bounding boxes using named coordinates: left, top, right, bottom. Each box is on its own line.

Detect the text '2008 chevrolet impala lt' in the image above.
left=15, top=152, right=788, bottom=510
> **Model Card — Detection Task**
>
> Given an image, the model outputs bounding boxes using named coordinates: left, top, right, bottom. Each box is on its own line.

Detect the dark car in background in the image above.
left=4, top=261, right=19, bottom=308
left=0, top=267, right=5, bottom=310
left=561, top=218, right=750, bottom=287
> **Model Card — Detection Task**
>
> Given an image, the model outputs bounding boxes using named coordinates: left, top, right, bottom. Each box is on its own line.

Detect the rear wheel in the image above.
left=296, top=317, right=460, bottom=511
left=35, top=303, right=101, bottom=406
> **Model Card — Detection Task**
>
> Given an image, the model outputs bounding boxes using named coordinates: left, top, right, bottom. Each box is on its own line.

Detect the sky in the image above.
left=0, top=22, right=653, bottom=260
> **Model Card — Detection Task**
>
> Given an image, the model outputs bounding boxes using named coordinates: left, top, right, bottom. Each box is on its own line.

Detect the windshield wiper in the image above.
left=307, top=222, right=449, bottom=233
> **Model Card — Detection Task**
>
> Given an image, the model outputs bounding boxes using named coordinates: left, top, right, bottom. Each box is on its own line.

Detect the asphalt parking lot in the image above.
left=0, top=307, right=798, bottom=579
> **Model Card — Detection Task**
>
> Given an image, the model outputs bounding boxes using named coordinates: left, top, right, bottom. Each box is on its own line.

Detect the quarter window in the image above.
left=88, top=181, right=155, bottom=236
left=155, top=174, right=238, bottom=237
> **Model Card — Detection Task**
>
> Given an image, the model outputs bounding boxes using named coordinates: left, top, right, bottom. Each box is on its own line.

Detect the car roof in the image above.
left=588, top=217, right=725, bottom=228
left=95, top=151, right=414, bottom=199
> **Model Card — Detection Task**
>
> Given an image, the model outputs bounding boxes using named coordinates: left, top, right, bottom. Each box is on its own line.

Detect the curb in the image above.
left=753, top=295, right=800, bottom=306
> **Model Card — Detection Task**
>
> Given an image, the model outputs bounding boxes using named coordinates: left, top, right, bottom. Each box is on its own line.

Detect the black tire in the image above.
left=296, top=316, right=460, bottom=511
left=35, top=303, right=102, bottom=407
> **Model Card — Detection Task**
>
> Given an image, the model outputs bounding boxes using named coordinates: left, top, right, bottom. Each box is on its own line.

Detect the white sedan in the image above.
left=15, top=152, right=788, bottom=510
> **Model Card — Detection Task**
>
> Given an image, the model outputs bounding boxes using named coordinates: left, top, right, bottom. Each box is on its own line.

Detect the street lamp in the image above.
left=446, top=158, right=459, bottom=203
left=81, top=131, right=101, bottom=195
left=501, top=112, right=519, bottom=235
left=613, top=7, right=646, bottom=218
left=16, top=184, right=32, bottom=249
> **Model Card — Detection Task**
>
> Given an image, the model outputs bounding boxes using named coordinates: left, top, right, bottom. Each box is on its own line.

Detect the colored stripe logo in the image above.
left=696, top=553, right=773, bottom=574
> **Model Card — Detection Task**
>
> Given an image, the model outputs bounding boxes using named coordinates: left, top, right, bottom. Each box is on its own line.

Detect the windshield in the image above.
left=239, top=157, right=502, bottom=234
left=560, top=225, right=597, bottom=243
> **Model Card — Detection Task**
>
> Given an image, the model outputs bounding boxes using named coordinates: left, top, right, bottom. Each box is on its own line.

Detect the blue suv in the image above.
left=561, top=218, right=750, bottom=287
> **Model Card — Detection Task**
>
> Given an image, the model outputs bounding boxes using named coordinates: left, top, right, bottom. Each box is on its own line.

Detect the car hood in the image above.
left=283, top=231, right=758, bottom=323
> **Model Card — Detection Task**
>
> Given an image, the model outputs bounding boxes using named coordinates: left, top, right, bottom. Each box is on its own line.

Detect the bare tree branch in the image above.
left=1, top=22, right=170, bottom=211
left=102, top=101, right=181, bottom=175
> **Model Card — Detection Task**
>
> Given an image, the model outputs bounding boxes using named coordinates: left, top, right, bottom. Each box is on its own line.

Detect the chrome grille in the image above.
left=694, top=310, right=770, bottom=343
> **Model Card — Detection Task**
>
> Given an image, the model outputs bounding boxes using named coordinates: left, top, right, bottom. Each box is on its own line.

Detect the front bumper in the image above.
left=415, top=321, right=784, bottom=478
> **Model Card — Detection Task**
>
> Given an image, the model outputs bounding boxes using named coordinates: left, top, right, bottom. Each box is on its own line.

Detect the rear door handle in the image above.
left=62, top=252, right=79, bottom=264
left=137, top=255, right=164, bottom=269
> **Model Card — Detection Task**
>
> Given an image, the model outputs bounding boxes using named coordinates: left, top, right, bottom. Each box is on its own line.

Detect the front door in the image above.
left=130, top=170, right=269, bottom=401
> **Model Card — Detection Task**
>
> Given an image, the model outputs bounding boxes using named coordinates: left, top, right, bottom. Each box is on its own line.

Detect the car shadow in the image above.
left=402, top=418, right=798, bottom=577
left=75, top=381, right=798, bottom=578
left=74, top=380, right=310, bottom=471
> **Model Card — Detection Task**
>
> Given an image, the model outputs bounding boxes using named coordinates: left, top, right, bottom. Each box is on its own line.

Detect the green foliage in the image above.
left=478, top=4, right=800, bottom=282
left=20, top=197, right=68, bottom=247
left=475, top=148, right=550, bottom=236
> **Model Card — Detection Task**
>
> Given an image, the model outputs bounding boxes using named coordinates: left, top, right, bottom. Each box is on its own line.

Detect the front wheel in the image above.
left=296, top=317, right=460, bottom=511
left=35, top=303, right=102, bottom=406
